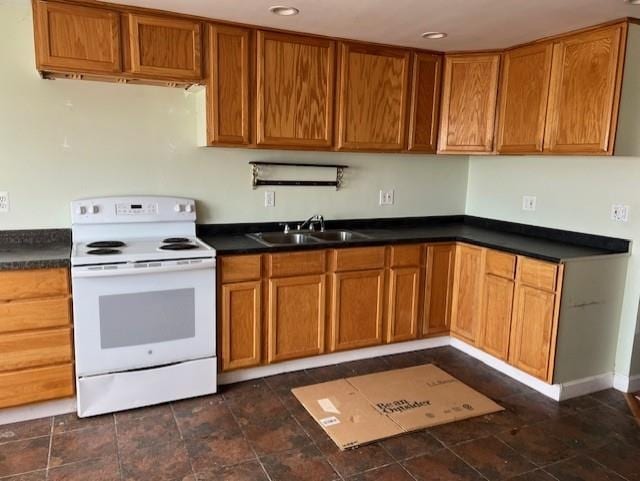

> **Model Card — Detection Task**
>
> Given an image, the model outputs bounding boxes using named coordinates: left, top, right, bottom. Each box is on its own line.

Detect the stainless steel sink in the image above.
left=247, top=229, right=370, bottom=247
left=309, top=230, right=370, bottom=242
left=247, top=232, right=321, bottom=247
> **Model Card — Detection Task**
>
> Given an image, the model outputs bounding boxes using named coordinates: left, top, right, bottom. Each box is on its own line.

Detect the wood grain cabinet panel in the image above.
left=387, top=267, right=420, bottom=342
left=220, top=281, right=261, bottom=371
left=33, top=0, right=121, bottom=74
left=0, top=328, right=72, bottom=372
left=330, top=269, right=384, bottom=351
left=207, top=24, right=251, bottom=146
left=438, top=54, right=500, bottom=154
left=0, top=268, right=69, bottom=302
left=124, top=13, right=202, bottom=81
left=336, top=43, right=411, bottom=151
left=544, top=23, right=626, bottom=154
left=450, top=244, right=485, bottom=343
left=496, top=43, right=554, bottom=153
left=267, top=275, right=325, bottom=362
left=0, top=297, right=70, bottom=334
left=220, top=254, right=261, bottom=283
left=0, top=364, right=74, bottom=409
left=408, top=53, right=443, bottom=152
left=479, top=274, right=515, bottom=360
left=423, top=244, right=455, bottom=335
left=257, top=31, right=335, bottom=148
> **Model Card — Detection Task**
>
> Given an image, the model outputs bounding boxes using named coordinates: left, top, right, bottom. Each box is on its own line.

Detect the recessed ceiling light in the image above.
left=626, top=0, right=640, bottom=4
left=421, top=31, right=447, bottom=39
left=269, top=5, right=300, bottom=16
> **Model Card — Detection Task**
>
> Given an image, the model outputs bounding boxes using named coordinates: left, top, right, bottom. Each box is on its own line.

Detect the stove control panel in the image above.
left=116, top=202, right=158, bottom=216
left=71, top=196, right=197, bottom=224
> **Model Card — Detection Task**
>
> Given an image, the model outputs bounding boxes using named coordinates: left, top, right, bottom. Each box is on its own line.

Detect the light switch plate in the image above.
left=0, top=192, right=8, bottom=213
left=264, top=191, right=275, bottom=208
left=522, top=195, right=536, bottom=211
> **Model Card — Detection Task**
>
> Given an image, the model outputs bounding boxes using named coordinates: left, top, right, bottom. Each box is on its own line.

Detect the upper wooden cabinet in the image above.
left=438, top=54, right=501, bottom=154
left=123, top=13, right=203, bottom=81
left=496, top=43, right=554, bottom=153
left=336, top=43, right=411, bottom=151
left=207, top=24, right=251, bottom=146
left=408, top=53, right=443, bottom=152
left=33, top=1, right=121, bottom=74
left=544, top=23, right=626, bottom=155
left=256, top=31, right=335, bottom=148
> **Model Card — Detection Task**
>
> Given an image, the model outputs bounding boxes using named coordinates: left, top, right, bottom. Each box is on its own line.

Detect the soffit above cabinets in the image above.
left=99, top=0, right=637, bottom=51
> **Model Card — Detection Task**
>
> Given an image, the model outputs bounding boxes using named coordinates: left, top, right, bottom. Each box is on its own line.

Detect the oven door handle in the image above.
left=73, top=258, right=216, bottom=278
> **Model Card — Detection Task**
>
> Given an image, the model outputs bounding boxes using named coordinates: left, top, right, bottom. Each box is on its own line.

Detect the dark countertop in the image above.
left=200, top=217, right=630, bottom=263
left=0, top=229, right=71, bottom=271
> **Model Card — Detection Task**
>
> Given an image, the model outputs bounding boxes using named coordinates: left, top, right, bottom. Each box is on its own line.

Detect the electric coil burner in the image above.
left=70, top=196, right=217, bottom=418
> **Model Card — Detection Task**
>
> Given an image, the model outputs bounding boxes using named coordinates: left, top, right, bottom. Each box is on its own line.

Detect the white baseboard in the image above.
left=613, top=373, right=640, bottom=393
left=218, top=336, right=450, bottom=385
left=0, top=397, right=76, bottom=426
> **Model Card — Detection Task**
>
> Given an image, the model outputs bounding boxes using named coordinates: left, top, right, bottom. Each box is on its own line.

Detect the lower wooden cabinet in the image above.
left=330, top=269, right=384, bottom=351
left=387, top=266, right=420, bottom=342
left=267, top=275, right=326, bottom=362
left=220, top=281, right=261, bottom=370
left=0, top=364, right=74, bottom=409
left=479, top=273, right=515, bottom=360
left=450, top=244, right=485, bottom=343
left=423, top=244, right=455, bottom=335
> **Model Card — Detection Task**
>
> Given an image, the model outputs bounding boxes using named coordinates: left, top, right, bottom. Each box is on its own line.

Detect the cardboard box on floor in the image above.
left=292, top=364, right=503, bottom=450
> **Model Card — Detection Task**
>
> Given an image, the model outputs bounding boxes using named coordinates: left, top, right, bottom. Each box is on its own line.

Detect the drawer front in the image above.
left=267, top=251, right=326, bottom=277
left=485, top=250, right=516, bottom=279
left=0, top=297, right=71, bottom=334
left=0, top=328, right=73, bottom=372
left=390, top=244, right=422, bottom=267
left=518, top=257, right=558, bottom=292
left=0, top=363, right=75, bottom=409
left=220, top=255, right=262, bottom=283
left=0, top=268, right=69, bottom=301
left=332, top=247, right=386, bottom=272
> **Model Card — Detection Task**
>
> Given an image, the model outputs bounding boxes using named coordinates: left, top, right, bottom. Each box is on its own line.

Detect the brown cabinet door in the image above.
left=423, top=244, right=455, bottom=335
left=387, top=267, right=420, bottom=342
left=0, top=364, right=74, bottom=409
left=496, top=43, right=554, bottom=153
left=479, top=274, right=515, bottom=360
left=220, top=281, right=261, bottom=371
left=509, top=285, right=557, bottom=380
left=267, top=275, right=325, bottom=363
left=207, top=24, right=251, bottom=146
left=256, top=31, right=335, bottom=148
left=408, top=53, right=443, bottom=152
left=330, top=269, right=384, bottom=351
left=34, top=0, right=121, bottom=74
left=336, top=43, right=411, bottom=151
left=450, top=244, right=485, bottom=343
left=544, top=24, right=626, bottom=155
left=124, top=13, right=202, bottom=81
left=438, top=54, right=500, bottom=154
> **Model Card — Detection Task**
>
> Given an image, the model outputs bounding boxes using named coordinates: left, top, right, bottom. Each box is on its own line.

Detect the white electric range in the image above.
left=70, top=196, right=217, bottom=417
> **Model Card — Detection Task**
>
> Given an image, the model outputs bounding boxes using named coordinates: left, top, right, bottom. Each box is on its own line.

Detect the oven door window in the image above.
left=99, top=288, right=196, bottom=349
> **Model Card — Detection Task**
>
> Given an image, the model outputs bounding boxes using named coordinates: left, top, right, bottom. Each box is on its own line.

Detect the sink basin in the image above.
left=310, top=230, right=370, bottom=242
left=247, top=232, right=320, bottom=247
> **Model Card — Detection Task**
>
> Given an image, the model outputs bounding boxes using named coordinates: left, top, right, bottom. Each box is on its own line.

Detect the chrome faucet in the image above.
left=297, top=214, right=325, bottom=232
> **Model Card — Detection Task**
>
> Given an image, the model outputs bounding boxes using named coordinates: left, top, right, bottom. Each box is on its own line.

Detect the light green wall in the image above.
left=0, top=2, right=468, bottom=230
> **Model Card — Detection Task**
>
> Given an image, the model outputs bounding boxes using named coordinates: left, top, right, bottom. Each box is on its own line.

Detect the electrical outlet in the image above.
left=611, top=204, right=629, bottom=222
left=379, top=190, right=394, bottom=206
left=522, top=195, right=537, bottom=211
left=0, top=192, right=8, bottom=213
left=264, top=191, right=275, bottom=208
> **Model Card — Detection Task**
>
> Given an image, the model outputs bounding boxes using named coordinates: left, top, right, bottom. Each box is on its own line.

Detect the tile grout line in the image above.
left=376, top=441, right=421, bottom=481
left=45, top=416, right=53, bottom=481
left=445, top=445, right=491, bottom=481
left=169, top=402, right=197, bottom=481
left=583, top=452, right=634, bottom=481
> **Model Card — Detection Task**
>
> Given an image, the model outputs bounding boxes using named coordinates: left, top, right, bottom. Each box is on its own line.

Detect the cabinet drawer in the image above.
left=331, top=247, right=385, bottom=272
left=0, top=268, right=69, bottom=301
left=390, top=244, right=422, bottom=267
left=485, top=250, right=516, bottom=279
left=0, top=297, right=71, bottom=334
left=518, top=257, right=558, bottom=291
left=267, top=251, right=326, bottom=277
left=0, top=363, right=75, bottom=409
left=220, top=255, right=262, bottom=283
left=0, top=328, right=73, bottom=372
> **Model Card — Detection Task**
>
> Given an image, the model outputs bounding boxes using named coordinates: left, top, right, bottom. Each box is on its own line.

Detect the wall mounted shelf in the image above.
left=249, top=161, right=348, bottom=190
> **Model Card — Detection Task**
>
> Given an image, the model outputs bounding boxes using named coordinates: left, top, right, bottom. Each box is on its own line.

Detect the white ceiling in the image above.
left=103, top=0, right=637, bottom=51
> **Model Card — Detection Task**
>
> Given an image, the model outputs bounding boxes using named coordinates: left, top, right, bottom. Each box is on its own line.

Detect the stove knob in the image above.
left=174, top=204, right=184, bottom=213
left=185, top=204, right=194, bottom=213
left=76, top=205, right=87, bottom=215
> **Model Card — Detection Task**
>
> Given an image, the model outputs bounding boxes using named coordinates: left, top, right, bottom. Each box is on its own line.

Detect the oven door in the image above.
left=72, top=258, right=215, bottom=377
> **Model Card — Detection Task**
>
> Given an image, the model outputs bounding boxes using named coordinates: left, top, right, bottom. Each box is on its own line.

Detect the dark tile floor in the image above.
left=1, top=347, right=639, bottom=481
